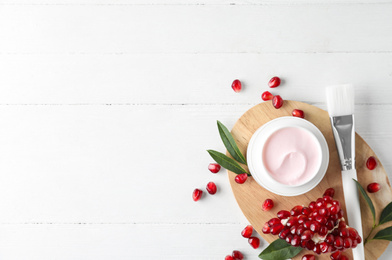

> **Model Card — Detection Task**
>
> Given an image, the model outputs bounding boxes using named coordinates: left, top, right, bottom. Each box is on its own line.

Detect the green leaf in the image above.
left=258, top=239, right=302, bottom=260
left=207, top=150, right=248, bottom=175
left=373, top=226, right=392, bottom=241
left=379, top=202, right=392, bottom=225
left=217, top=120, right=247, bottom=165
left=353, top=179, right=376, bottom=226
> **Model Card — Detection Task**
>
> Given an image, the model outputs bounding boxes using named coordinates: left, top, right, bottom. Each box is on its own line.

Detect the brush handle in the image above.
left=342, top=169, right=365, bottom=260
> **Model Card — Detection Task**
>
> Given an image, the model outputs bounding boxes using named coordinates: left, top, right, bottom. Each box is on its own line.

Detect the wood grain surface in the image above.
left=228, top=101, right=392, bottom=259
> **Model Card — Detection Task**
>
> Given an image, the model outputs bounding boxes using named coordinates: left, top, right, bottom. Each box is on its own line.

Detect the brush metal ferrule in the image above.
left=330, top=115, right=355, bottom=171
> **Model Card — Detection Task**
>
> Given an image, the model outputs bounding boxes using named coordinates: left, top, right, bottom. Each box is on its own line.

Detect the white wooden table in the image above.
left=0, top=0, right=391, bottom=259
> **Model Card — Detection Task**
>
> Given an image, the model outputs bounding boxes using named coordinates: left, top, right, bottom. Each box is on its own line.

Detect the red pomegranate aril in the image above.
left=319, top=226, right=328, bottom=236
left=340, top=255, right=349, bottom=260
left=291, top=205, right=303, bottom=216
left=367, top=182, right=381, bottom=193
left=340, top=228, right=349, bottom=237
left=313, top=244, right=321, bottom=254
left=208, top=163, right=221, bottom=173
left=206, top=182, right=217, bottom=195
left=241, top=225, right=253, bottom=238
left=320, top=242, right=330, bottom=253
left=262, top=91, right=274, bottom=101
left=290, top=225, right=298, bottom=235
left=262, top=199, right=274, bottom=211
left=357, top=236, right=362, bottom=244
left=279, top=226, right=291, bottom=239
left=298, top=215, right=308, bottom=224
left=286, top=217, right=298, bottom=227
left=272, top=95, right=284, bottom=109
left=315, top=216, right=327, bottom=225
left=291, top=235, right=301, bottom=247
left=366, top=156, right=377, bottom=170
left=270, top=223, right=284, bottom=235
left=277, top=210, right=291, bottom=219
left=323, top=188, right=335, bottom=198
left=316, top=198, right=325, bottom=208
left=306, top=240, right=315, bottom=250
left=323, top=195, right=333, bottom=204
left=268, top=218, right=281, bottom=226
left=302, top=207, right=312, bottom=216
left=348, top=227, right=359, bottom=239
left=337, top=209, right=344, bottom=219
left=232, top=250, right=244, bottom=260
left=292, top=109, right=305, bottom=118
left=248, top=237, right=260, bottom=249
left=330, top=251, right=342, bottom=260
left=268, top=76, right=281, bottom=88
left=262, top=222, right=270, bottom=234
left=303, top=220, right=312, bottom=229
left=302, top=254, right=316, bottom=260
left=319, top=208, right=328, bottom=216
left=225, top=256, right=234, bottom=260
left=352, top=239, right=358, bottom=248
left=325, top=234, right=335, bottom=244
left=301, top=240, right=307, bottom=248
left=309, top=201, right=316, bottom=210
left=296, top=225, right=306, bottom=236
left=310, top=221, right=321, bottom=233
left=192, top=189, right=203, bottom=201
left=235, top=173, right=248, bottom=184
left=231, top=79, right=242, bottom=93
left=330, top=204, right=340, bottom=215
left=334, top=236, right=343, bottom=249
left=286, top=234, right=293, bottom=243
left=338, top=221, right=347, bottom=229
left=326, top=220, right=335, bottom=230
left=301, top=230, right=314, bottom=241
left=343, top=237, right=353, bottom=248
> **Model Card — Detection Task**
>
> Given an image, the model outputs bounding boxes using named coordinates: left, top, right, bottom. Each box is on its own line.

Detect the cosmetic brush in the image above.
left=326, top=84, right=364, bottom=260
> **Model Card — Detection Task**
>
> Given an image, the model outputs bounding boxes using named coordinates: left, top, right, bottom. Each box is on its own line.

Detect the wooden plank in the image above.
left=0, top=104, right=389, bottom=224
left=1, top=4, right=392, bottom=54
left=1, top=53, right=392, bottom=104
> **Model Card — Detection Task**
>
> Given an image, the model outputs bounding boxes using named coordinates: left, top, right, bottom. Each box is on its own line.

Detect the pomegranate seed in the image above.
left=192, top=189, right=203, bottom=201
left=291, top=205, right=303, bottom=216
left=309, top=201, right=316, bottom=210
left=313, top=243, right=321, bottom=254
left=225, top=256, right=234, bottom=260
left=270, top=223, right=284, bottom=235
left=348, top=227, right=359, bottom=239
left=330, top=204, right=340, bottom=215
left=235, top=173, right=248, bottom=184
left=286, top=217, right=298, bottom=227
left=232, top=250, right=244, bottom=260
left=310, top=221, right=321, bottom=233
left=330, top=251, right=342, bottom=260
left=291, top=235, right=301, bottom=247
left=290, top=225, right=298, bottom=235
left=272, top=95, right=284, bottom=109
left=325, top=234, right=335, bottom=244
left=261, top=91, right=273, bottom=101
left=248, top=237, right=260, bottom=249
left=323, top=195, right=333, bottom=204
left=302, top=207, right=312, bottom=216
left=320, top=242, right=330, bottom=253
left=277, top=210, right=290, bottom=219
left=326, top=220, right=335, bottom=230
left=340, top=228, right=349, bottom=237
left=315, top=216, right=327, bottom=225
left=367, top=182, right=381, bottom=193
left=319, top=208, right=328, bottom=216
left=316, top=198, right=325, bottom=208
left=262, top=199, right=274, bottom=211
left=301, top=230, right=314, bottom=241
left=337, top=209, right=344, bottom=219
left=352, top=239, right=358, bottom=248
left=262, top=222, right=270, bottom=234
left=268, top=76, right=281, bottom=88
left=323, top=188, right=335, bottom=198
left=279, top=226, right=291, bottom=239
left=286, top=234, right=293, bottom=243
left=296, top=225, right=306, bottom=236
left=338, top=221, right=347, bottom=229
left=302, top=254, right=315, bottom=260
left=340, top=255, right=349, bottom=260
left=241, top=225, right=253, bottom=238
left=208, top=163, right=221, bottom=173
left=231, top=79, right=242, bottom=93
left=334, top=236, right=343, bottom=249
left=319, top=226, right=328, bottom=236
left=343, top=237, right=353, bottom=248
left=303, top=220, right=312, bottom=229
left=306, top=240, right=315, bottom=250
left=268, top=218, right=281, bottom=226
left=206, top=182, right=217, bottom=195
left=292, top=109, right=305, bottom=118
left=297, top=215, right=308, bottom=224
left=366, top=156, right=377, bottom=170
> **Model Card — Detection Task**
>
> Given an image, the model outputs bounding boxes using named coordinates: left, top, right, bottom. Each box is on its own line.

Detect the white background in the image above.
left=0, top=0, right=392, bottom=259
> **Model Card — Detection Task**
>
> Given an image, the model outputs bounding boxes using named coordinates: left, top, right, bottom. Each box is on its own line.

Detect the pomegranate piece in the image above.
left=235, top=173, right=248, bottom=184
left=241, top=225, right=253, bottom=238
left=268, top=76, right=281, bottom=88
left=206, top=182, right=217, bottom=195
left=248, top=236, right=260, bottom=249
left=225, top=256, right=234, bottom=260
left=302, top=254, right=315, bottom=260
left=208, top=163, right=221, bottom=173
left=192, top=189, right=203, bottom=201
left=323, top=188, right=335, bottom=198
left=366, top=156, right=377, bottom=170
left=232, top=250, right=244, bottom=260
left=262, top=91, right=273, bottom=101
left=262, top=199, right=274, bottom=211
left=272, top=95, right=284, bottom=109
left=330, top=251, right=342, bottom=260
left=231, top=79, right=242, bottom=93
left=264, top=187, right=362, bottom=255
left=292, top=109, right=305, bottom=118
left=367, top=182, right=381, bottom=193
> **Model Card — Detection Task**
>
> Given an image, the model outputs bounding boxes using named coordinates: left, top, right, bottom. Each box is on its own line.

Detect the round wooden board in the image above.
left=228, top=101, right=392, bottom=260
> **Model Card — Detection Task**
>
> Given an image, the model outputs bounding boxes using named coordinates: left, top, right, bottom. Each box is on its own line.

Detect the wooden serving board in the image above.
left=228, top=101, right=392, bottom=260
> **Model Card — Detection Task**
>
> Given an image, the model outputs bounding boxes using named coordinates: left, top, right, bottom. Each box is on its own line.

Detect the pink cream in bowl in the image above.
left=262, top=127, right=322, bottom=186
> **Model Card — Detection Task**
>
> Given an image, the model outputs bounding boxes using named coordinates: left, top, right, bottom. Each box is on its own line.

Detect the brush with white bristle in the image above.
left=326, top=84, right=365, bottom=260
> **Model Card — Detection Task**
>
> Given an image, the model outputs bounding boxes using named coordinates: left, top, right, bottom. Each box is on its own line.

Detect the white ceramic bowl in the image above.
left=247, top=117, right=329, bottom=196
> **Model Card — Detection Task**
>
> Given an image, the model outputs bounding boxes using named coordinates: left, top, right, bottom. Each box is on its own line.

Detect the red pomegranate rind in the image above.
left=264, top=188, right=362, bottom=255
left=366, top=156, right=377, bottom=170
